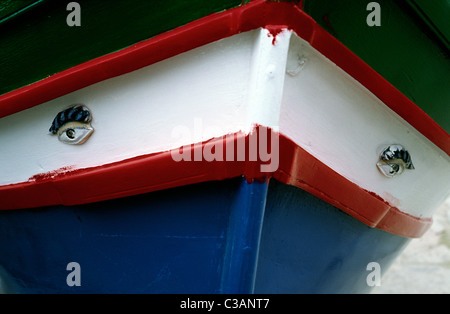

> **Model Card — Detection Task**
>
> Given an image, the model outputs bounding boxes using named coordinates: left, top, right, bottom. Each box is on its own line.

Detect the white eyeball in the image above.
left=57, top=121, right=94, bottom=145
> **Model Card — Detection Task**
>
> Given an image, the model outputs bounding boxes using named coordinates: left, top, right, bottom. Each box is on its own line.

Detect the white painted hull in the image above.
left=0, top=27, right=449, bottom=236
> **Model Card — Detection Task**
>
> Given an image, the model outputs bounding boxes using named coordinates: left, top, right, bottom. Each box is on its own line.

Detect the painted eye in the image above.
left=377, top=144, right=414, bottom=177
left=49, top=105, right=94, bottom=145
left=58, top=122, right=94, bottom=145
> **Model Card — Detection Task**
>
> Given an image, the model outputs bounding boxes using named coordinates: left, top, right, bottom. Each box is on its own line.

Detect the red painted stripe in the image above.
left=0, top=126, right=431, bottom=238
left=272, top=130, right=433, bottom=238
left=0, top=1, right=442, bottom=237
left=0, top=1, right=448, bottom=155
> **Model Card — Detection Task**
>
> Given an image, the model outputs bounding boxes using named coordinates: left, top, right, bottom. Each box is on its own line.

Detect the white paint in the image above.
left=0, top=30, right=259, bottom=185
left=245, top=29, right=292, bottom=129
left=279, top=33, right=450, bottom=218
left=0, top=28, right=449, bottom=220
left=0, top=28, right=291, bottom=185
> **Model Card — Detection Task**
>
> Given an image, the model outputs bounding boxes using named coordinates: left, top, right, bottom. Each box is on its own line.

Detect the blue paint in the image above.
left=219, top=179, right=268, bottom=293
left=0, top=177, right=268, bottom=293
left=0, top=178, right=409, bottom=293
left=254, top=180, right=410, bottom=293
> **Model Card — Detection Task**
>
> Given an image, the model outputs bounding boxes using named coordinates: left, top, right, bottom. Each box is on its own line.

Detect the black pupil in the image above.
left=66, top=128, right=75, bottom=139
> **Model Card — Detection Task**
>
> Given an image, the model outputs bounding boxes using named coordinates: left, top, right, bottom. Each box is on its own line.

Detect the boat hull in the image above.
left=0, top=0, right=447, bottom=294
left=0, top=178, right=409, bottom=293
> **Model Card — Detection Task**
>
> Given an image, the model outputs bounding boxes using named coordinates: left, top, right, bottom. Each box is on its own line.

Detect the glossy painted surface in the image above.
left=0, top=177, right=267, bottom=293
left=2, top=0, right=449, bottom=136
left=0, top=178, right=409, bottom=293
left=1, top=25, right=447, bottom=237
left=255, top=180, right=410, bottom=293
left=0, top=0, right=242, bottom=96
left=406, top=0, right=450, bottom=49
left=0, top=2, right=448, bottom=237
left=0, top=0, right=42, bottom=24
left=303, top=0, right=450, bottom=133
left=1, top=2, right=448, bottom=156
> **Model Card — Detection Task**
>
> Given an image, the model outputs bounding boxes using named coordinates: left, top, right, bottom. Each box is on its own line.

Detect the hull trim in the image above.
left=0, top=126, right=432, bottom=238
left=0, top=0, right=448, bottom=156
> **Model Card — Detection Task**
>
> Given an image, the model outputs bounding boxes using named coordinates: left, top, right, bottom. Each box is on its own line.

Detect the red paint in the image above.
left=266, top=25, right=288, bottom=45
left=322, top=14, right=336, bottom=36
left=0, top=1, right=445, bottom=238
left=0, top=1, right=447, bottom=155
left=0, top=1, right=447, bottom=156
left=29, top=166, right=73, bottom=182
left=0, top=126, right=432, bottom=238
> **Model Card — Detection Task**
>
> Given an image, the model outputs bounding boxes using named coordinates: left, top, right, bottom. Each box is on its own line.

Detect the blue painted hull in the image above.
left=0, top=178, right=409, bottom=293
